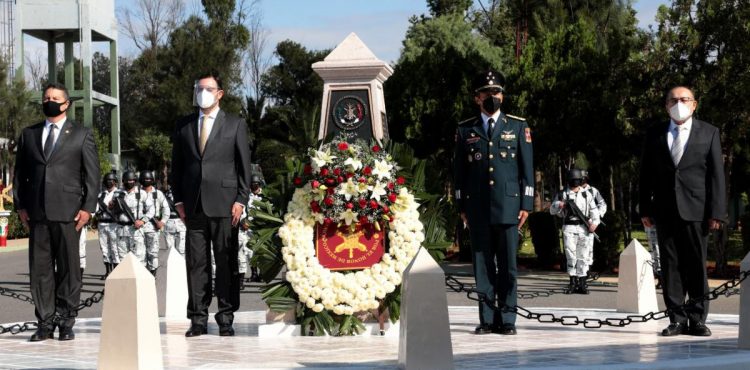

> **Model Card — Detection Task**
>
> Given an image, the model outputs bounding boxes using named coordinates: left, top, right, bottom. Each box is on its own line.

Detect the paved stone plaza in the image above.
left=0, top=306, right=748, bottom=369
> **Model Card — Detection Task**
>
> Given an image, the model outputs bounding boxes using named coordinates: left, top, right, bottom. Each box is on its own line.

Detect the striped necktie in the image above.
left=670, top=126, right=686, bottom=165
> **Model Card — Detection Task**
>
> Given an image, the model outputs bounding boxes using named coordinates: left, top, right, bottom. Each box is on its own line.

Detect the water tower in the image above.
left=13, top=0, right=121, bottom=170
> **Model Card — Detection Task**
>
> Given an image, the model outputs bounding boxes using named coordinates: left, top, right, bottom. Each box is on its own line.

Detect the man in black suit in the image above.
left=639, top=86, right=726, bottom=337
left=13, top=83, right=100, bottom=342
left=170, top=73, right=251, bottom=337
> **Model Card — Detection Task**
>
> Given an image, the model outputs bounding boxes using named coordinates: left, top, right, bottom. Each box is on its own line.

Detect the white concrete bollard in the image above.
left=616, top=239, right=659, bottom=314
left=162, top=247, right=189, bottom=318
left=739, top=252, right=750, bottom=349
left=98, top=253, right=163, bottom=370
left=398, top=247, right=454, bottom=370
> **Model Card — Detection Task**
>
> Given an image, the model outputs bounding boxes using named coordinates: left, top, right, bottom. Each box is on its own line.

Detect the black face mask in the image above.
left=105, top=180, right=117, bottom=189
left=124, top=181, right=136, bottom=190
left=569, top=179, right=583, bottom=188
left=142, top=180, right=154, bottom=187
left=42, top=100, right=67, bottom=117
left=482, top=96, right=502, bottom=114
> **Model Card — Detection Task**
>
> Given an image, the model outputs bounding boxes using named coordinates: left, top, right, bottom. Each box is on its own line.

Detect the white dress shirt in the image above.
left=198, top=106, right=221, bottom=139
left=667, top=117, right=692, bottom=151
left=42, top=117, right=67, bottom=150
left=480, top=111, right=501, bottom=134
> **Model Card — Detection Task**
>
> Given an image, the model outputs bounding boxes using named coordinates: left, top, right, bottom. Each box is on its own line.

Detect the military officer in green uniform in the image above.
left=454, top=70, right=534, bottom=335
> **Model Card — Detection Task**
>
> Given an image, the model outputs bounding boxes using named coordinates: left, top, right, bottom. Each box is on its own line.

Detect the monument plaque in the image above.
left=313, top=33, right=393, bottom=143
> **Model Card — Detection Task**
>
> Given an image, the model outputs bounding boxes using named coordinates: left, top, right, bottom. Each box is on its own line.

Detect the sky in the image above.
left=20, top=0, right=668, bottom=79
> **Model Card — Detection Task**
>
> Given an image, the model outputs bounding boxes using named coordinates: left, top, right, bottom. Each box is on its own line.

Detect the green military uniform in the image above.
left=454, top=108, right=534, bottom=329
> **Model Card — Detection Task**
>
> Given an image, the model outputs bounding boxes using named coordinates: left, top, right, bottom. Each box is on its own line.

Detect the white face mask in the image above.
left=668, top=102, right=692, bottom=122
left=196, top=89, right=216, bottom=109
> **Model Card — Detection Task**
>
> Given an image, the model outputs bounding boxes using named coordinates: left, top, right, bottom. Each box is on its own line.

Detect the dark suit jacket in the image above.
left=13, top=120, right=100, bottom=222
left=170, top=109, right=251, bottom=218
left=639, top=119, right=726, bottom=223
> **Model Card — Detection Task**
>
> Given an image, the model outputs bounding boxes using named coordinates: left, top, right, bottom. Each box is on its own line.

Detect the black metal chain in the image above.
left=445, top=269, right=749, bottom=329
left=0, top=289, right=105, bottom=335
left=0, top=287, right=35, bottom=305
left=447, top=272, right=601, bottom=300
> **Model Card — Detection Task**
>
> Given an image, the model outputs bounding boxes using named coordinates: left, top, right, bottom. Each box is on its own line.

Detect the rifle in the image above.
left=564, top=198, right=601, bottom=242
left=97, top=196, right=116, bottom=221
left=113, top=192, right=137, bottom=225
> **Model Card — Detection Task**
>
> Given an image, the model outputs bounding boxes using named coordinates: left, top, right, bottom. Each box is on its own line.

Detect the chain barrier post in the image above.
left=616, top=239, right=658, bottom=313
left=739, top=252, right=750, bottom=349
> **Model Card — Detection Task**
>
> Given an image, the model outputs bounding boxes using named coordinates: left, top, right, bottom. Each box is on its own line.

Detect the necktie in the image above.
left=199, top=115, right=209, bottom=155
left=487, top=118, right=495, bottom=138
left=44, top=124, right=56, bottom=159
left=670, top=126, right=685, bottom=165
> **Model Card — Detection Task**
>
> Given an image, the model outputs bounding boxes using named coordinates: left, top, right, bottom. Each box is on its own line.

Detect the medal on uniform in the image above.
left=468, top=155, right=473, bottom=162
left=511, top=153, right=516, bottom=158
left=474, top=152, right=482, bottom=161
left=500, top=130, right=516, bottom=141
left=500, top=151, right=507, bottom=158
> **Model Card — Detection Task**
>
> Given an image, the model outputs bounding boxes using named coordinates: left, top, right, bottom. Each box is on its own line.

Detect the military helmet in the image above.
left=139, top=170, right=155, bottom=183
left=567, top=168, right=584, bottom=181
left=581, top=169, right=590, bottom=180
left=122, top=171, right=137, bottom=182
left=473, top=69, right=505, bottom=94
left=250, top=174, right=263, bottom=185
left=103, top=172, right=118, bottom=183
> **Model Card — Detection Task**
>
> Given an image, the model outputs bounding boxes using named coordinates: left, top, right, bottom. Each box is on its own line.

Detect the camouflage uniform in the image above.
left=114, top=187, right=154, bottom=266
left=142, top=187, right=170, bottom=272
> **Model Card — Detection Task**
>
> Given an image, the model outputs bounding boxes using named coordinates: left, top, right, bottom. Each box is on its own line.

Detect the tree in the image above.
left=117, top=0, right=185, bottom=53
left=134, top=128, right=172, bottom=189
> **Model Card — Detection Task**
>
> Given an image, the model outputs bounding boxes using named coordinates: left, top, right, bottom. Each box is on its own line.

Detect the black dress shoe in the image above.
left=689, top=322, right=712, bottom=336
left=474, top=324, right=493, bottom=335
left=219, top=325, right=235, bottom=337
left=184, top=325, right=208, bottom=337
left=661, top=322, right=687, bottom=336
left=494, top=324, right=517, bottom=335
left=58, top=328, right=75, bottom=341
left=29, top=328, right=54, bottom=342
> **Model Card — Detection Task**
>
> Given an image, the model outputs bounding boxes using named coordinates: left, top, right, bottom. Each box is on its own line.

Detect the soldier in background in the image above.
left=453, top=69, right=534, bottom=336
left=164, top=187, right=186, bottom=256
left=111, top=171, right=153, bottom=266
left=96, top=172, right=120, bottom=279
left=550, top=169, right=601, bottom=294
left=140, top=170, right=170, bottom=276
left=238, top=173, right=264, bottom=286
left=580, top=170, right=607, bottom=277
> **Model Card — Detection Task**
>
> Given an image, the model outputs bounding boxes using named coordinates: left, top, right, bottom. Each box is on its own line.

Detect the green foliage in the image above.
left=7, top=211, right=29, bottom=240
left=94, top=130, right=112, bottom=175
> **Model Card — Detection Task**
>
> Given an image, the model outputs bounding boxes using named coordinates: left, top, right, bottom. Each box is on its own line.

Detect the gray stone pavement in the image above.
left=0, top=236, right=748, bottom=369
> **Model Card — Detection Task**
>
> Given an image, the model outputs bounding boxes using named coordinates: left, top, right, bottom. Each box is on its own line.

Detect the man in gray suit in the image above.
left=13, top=83, right=100, bottom=342
left=170, top=72, right=251, bottom=337
left=639, top=86, right=726, bottom=337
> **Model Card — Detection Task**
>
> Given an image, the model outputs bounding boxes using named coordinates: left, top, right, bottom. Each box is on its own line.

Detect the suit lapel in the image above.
left=678, top=119, right=701, bottom=167
left=204, top=110, right=225, bottom=154
left=33, top=123, right=45, bottom=160
left=49, top=121, right=75, bottom=161
left=470, top=116, right=487, bottom=140
left=658, top=121, right=672, bottom=166
left=187, top=114, right=201, bottom=156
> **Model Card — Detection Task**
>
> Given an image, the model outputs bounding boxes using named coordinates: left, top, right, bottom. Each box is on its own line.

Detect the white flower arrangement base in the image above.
left=258, top=321, right=400, bottom=337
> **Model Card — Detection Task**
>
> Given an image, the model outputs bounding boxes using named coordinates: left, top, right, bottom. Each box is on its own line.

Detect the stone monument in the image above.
left=616, top=239, right=658, bottom=314
left=312, top=33, right=393, bottom=144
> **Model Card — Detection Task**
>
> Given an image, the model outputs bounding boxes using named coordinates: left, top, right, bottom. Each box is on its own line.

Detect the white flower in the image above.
left=310, top=149, right=336, bottom=172
left=338, top=178, right=360, bottom=201
left=369, top=181, right=387, bottom=201
left=343, top=157, right=363, bottom=172
left=371, top=159, right=393, bottom=180
left=339, top=209, right=358, bottom=226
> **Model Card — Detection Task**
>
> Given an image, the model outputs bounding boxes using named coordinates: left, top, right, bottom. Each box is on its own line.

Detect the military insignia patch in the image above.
left=474, top=152, right=482, bottom=161
left=525, top=127, right=532, bottom=143
left=465, top=137, right=480, bottom=144
left=500, top=130, right=516, bottom=141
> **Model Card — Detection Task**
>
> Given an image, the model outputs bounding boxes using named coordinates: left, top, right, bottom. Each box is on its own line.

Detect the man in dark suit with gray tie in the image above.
left=639, top=86, right=726, bottom=337
left=13, top=82, right=100, bottom=342
left=170, top=72, right=251, bottom=337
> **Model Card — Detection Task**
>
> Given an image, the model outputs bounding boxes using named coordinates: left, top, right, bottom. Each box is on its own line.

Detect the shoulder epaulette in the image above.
left=506, top=114, right=526, bottom=121
left=458, top=117, right=477, bottom=127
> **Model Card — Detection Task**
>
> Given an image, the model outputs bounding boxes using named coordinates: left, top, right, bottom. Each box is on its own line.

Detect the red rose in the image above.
left=325, top=177, right=336, bottom=185
left=387, top=182, right=394, bottom=190
left=324, top=197, right=334, bottom=206
left=320, top=167, right=330, bottom=176
left=372, top=145, right=381, bottom=152
left=358, top=198, right=367, bottom=208
left=324, top=217, right=333, bottom=225
left=369, top=200, right=378, bottom=209
left=338, top=142, right=349, bottom=151
left=310, top=201, right=321, bottom=212
left=396, top=176, right=405, bottom=185
left=333, top=168, right=341, bottom=176
left=388, top=193, right=397, bottom=203
left=358, top=177, right=367, bottom=183
left=311, top=180, right=321, bottom=189
left=346, top=172, right=355, bottom=178
left=363, top=166, right=372, bottom=175
left=382, top=205, right=389, bottom=213
left=303, top=164, right=312, bottom=175
left=293, top=177, right=302, bottom=186
left=359, top=216, right=369, bottom=225
left=346, top=202, right=354, bottom=210
left=327, top=187, right=335, bottom=195
left=337, top=176, right=344, bottom=183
